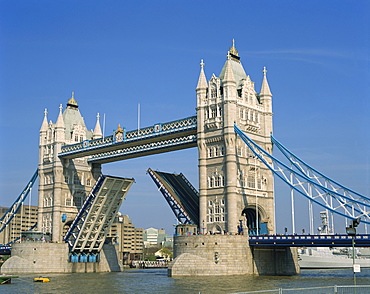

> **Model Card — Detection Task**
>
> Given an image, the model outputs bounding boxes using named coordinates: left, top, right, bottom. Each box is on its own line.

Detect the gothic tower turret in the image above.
left=196, top=41, right=275, bottom=235
left=38, top=93, right=102, bottom=242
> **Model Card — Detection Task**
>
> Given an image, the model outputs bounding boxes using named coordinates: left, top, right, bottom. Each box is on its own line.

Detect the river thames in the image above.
left=1, top=268, right=369, bottom=294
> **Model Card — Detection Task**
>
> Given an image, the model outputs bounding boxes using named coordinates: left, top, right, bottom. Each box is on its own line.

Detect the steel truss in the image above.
left=147, top=168, right=197, bottom=225
left=88, top=133, right=197, bottom=163
left=59, top=116, right=197, bottom=161
left=234, top=124, right=370, bottom=225
left=0, top=169, right=38, bottom=233
left=64, top=175, right=134, bottom=253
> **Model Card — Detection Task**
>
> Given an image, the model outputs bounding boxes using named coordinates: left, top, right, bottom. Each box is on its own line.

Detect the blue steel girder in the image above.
left=64, top=175, right=106, bottom=250
left=234, top=124, right=370, bottom=225
left=271, top=135, right=370, bottom=203
left=0, top=170, right=38, bottom=233
left=58, top=116, right=197, bottom=164
left=64, top=175, right=134, bottom=253
left=147, top=168, right=195, bottom=225
left=249, top=234, right=370, bottom=247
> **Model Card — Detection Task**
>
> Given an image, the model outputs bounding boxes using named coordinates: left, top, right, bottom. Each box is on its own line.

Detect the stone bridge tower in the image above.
left=196, top=41, right=275, bottom=235
left=38, top=94, right=102, bottom=242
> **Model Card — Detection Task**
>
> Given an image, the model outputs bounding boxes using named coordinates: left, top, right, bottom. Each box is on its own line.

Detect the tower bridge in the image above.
left=1, top=41, right=369, bottom=276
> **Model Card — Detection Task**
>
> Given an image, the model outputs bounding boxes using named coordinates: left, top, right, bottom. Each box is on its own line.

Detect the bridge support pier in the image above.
left=0, top=243, right=122, bottom=274
left=168, top=235, right=299, bottom=276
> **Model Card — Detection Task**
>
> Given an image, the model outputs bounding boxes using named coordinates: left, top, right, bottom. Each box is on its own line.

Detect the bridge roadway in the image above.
left=58, top=116, right=197, bottom=164
left=0, top=245, right=11, bottom=255
left=249, top=234, right=370, bottom=247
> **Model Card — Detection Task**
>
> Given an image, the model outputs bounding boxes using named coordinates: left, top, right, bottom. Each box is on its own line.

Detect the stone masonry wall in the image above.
left=0, top=243, right=121, bottom=274
left=169, top=234, right=254, bottom=276
left=169, top=235, right=300, bottom=276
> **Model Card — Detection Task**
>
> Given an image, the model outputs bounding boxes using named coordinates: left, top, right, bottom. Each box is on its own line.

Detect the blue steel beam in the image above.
left=59, top=116, right=197, bottom=163
left=249, top=234, right=370, bottom=247
left=147, top=168, right=197, bottom=225
left=271, top=135, right=370, bottom=203
left=0, top=170, right=38, bottom=233
left=64, top=175, right=106, bottom=251
left=234, top=124, right=370, bottom=225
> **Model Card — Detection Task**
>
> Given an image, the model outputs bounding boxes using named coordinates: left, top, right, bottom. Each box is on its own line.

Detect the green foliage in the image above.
left=159, top=247, right=173, bottom=259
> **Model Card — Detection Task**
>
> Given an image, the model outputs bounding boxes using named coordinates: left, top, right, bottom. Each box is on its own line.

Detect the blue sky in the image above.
left=1, top=1, right=369, bottom=235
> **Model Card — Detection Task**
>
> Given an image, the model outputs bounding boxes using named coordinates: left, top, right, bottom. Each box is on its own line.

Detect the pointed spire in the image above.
left=93, top=113, right=103, bottom=139
left=260, top=67, right=272, bottom=97
left=196, top=59, right=208, bottom=90
left=55, top=104, right=65, bottom=128
left=40, top=108, right=49, bottom=132
left=223, top=55, right=236, bottom=83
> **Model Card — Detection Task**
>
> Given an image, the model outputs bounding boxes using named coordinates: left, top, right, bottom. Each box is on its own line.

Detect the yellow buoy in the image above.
left=33, top=277, right=50, bottom=283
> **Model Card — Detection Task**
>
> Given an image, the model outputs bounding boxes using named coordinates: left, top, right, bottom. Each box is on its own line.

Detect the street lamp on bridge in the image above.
left=346, top=217, right=361, bottom=293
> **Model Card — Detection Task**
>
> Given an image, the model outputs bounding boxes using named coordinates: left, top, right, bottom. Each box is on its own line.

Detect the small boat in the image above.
left=33, top=277, right=50, bottom=283
left=0, top=274, right=18, bottom=284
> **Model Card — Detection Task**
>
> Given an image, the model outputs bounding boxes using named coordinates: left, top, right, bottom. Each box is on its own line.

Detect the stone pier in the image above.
left=168, top=235, right=299, bottom=276
left=1, top=242, right=122, bottom=274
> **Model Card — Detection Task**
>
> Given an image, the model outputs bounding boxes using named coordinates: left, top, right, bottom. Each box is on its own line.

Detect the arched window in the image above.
left=211, top=108, right=216, bottom=118
left=215, top=176, right=221, bottom=187
left=208, top=148, right=214, bottom=158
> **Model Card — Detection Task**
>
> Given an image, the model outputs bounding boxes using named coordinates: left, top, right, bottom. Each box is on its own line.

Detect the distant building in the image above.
left=0, top=205, right=38, bottom=244
left=108, top=213, right=144, bottom=265
left=143, top=227, right=172, bottom=248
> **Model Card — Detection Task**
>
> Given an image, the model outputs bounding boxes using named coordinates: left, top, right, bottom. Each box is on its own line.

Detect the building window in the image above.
left=73, top=174, right=79, bottom=185
left=214, top=146, right=219, bottom=157
left=208, top=148, right=213, bottom=158
left=66, top=197, right=72, bottom=206
left=211, top=108, right=216, bottom=118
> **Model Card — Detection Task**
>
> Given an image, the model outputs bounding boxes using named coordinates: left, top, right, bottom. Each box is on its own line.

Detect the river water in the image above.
left=1, top=268, right=369, bottom=294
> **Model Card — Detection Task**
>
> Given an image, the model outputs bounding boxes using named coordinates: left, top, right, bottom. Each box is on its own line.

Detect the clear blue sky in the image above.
left=1, top=1, right=369, bottom=235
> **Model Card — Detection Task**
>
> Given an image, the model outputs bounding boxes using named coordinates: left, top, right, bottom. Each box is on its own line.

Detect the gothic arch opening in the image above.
left=242, top=207, right=260, bottom=235
left=211, top=224, right=223, bottom=234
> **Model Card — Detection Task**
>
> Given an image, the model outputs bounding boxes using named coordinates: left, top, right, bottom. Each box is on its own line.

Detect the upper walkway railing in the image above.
left=58, top=116, right=197, bottom=162
left=249, top=234, right=370, bottom=247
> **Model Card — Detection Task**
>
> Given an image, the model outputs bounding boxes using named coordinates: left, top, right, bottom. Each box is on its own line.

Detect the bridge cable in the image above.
left=234, top=125, right=370, bottom=225
left=0, top=169, right=38, bottom=233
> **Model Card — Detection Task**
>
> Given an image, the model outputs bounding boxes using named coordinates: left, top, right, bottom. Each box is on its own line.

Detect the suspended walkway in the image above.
left=64, top=175, right=134, bottom=260
left=0, top=170, right=38, bottom=234
left=147, top=168, right=199, bottom=226
left=58, top=116, right=197, bottom=164
left=234, top=124, right=370, bottom=227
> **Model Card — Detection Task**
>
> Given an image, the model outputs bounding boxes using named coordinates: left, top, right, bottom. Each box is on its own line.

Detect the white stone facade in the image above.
left=196, top=42, right=275, bottom=235
left=38, top=95, right=102, bottom=242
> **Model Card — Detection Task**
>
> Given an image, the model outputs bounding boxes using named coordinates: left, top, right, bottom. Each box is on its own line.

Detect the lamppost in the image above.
left=346, top=218, right=361, bottom=293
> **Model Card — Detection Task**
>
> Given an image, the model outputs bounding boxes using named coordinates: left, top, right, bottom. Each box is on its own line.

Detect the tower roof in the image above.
left=93, top=113, right=103, bottom=138
left=196, top=59, right=208, bottom=90
left=55, top=104, right=65, bottom=129
left=63, top=94, right=93, bottom=140
left=40, top=108, right=48, bottom=132
left=219, top=40, right=247, bottom=88
left=260, top=67, right=272, bottom=97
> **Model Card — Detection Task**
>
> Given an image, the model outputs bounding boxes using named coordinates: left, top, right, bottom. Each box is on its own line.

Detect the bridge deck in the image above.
left=249, top=234, right=370, bottom=247
left=148, top=168, right=199, bottom=225
left=64, top=175, right=134, bottom=253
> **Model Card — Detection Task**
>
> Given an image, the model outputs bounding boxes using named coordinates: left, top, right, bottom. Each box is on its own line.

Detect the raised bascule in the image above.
left=1, top=41, right=369, bottom=275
